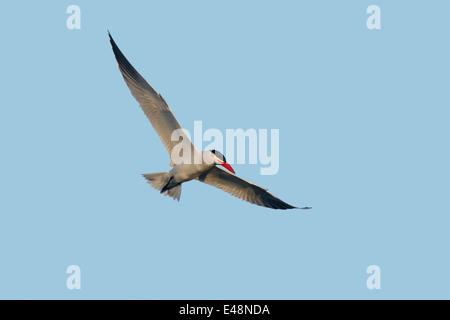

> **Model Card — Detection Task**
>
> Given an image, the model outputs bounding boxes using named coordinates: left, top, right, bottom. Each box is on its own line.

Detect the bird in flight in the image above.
left=109, top=32, right=311, bottom=210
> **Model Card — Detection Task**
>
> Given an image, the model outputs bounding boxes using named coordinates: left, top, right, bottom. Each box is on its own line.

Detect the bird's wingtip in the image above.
left=297, top=206, right=312, bottom=210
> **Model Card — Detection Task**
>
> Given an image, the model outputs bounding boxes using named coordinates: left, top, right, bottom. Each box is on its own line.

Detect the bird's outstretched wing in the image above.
left=197, top=167, right=311, bottom=210
left=109, top=32, right=195, bottom=157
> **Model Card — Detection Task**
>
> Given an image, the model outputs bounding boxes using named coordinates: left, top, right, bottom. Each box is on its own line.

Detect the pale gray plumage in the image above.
left=197, top=167, right=310, bottom=210
left=109, top=32, right=310, bottom=210
left=109, top=32, right=195, bottom=157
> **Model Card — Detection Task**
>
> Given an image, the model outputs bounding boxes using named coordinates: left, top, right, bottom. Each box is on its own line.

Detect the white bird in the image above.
left=109, top=32, right=311, bottom=210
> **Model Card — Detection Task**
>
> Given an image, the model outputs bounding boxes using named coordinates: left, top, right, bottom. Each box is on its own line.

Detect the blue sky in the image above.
left=0, top=1, right=449, bottom=299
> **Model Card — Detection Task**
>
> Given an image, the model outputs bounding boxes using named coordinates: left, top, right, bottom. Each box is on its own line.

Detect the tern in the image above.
left=109, top=32, right=311, bottom=210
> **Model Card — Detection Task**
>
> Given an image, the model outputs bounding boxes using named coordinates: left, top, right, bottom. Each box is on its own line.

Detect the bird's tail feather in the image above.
left=162, top=184, right=182, bottom=201
left=142, top=172, right=181, bottom=201
left=142, top=172, right=170, bottom=190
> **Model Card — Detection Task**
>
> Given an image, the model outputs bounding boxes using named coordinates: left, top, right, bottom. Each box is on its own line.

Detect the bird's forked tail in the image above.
left=142, top=172, right=182, bottom=201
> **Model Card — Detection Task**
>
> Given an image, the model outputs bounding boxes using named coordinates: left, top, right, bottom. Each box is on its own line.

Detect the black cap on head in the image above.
left=210, top=150, right=227, bottom=163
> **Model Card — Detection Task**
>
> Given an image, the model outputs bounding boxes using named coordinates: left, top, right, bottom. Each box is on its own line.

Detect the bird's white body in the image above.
left=170, top=162, right=214, bottom=185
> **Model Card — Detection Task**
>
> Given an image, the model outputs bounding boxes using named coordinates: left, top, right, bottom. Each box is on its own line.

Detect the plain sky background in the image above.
left=0, top=1, right=449, bottom=299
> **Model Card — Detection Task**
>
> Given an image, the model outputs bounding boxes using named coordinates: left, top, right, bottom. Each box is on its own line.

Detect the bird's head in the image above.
left=209, top=150, right=235, bottom=174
